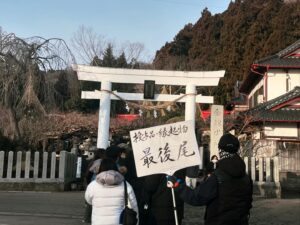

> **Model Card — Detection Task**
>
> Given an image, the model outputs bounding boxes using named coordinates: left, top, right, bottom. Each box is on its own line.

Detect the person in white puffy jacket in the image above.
left=85, top=158, right=139, bottom=225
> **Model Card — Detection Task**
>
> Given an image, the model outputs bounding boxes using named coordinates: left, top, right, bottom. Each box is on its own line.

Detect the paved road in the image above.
left=0, top=191, right=299, bottom=225
left=0, top=191, right=84, bottom=225
left=182, top=197, right=300, bottom=225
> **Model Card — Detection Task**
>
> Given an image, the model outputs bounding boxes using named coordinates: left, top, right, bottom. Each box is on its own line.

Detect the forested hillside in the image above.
left=153, top=0, right=300, bottom=104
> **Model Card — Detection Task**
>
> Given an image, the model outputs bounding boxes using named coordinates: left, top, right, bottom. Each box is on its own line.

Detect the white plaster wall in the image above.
left=264, top=122, right=298, bottom=138
left=266, top=69, right=300, bottom=101
left=249, top=69, right=300, bottom=102
left=248, top=69, right=300, bottom=101
left=249, top=79, right=264, bottom=100
left=266, top=70, right=288, bottom=101
left=289, top=69, right=300, bottom=89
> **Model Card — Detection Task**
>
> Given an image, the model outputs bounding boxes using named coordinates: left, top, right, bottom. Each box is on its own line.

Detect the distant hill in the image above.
left=153, top=0, right=300, bottom=104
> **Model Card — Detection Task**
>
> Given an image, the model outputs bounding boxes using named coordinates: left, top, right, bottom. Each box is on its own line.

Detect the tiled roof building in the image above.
left=238, top=40, right=300, bottom=183
left=240, top=39, right=300, bottom=95
left=245, top=86, right=300, bottom=122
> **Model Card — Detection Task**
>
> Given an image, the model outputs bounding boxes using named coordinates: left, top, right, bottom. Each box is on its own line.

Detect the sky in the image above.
left=0, top=0, right=232, bottom=62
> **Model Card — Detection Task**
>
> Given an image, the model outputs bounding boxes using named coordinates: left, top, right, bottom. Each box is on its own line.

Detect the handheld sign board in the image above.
left=130, top=120, right=200, bottom=177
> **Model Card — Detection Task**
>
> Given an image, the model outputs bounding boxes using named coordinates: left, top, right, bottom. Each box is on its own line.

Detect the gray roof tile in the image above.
left=245, top=86, right=300, bottom=122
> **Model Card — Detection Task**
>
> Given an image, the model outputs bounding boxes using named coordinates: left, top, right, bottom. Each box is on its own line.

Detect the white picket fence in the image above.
left=244, top=156, right=281, bottom=198
left=0, top=151, right=77, bottom=184
left=243, top=157, right=279, bottom=182
left=0, top=151, right=281, bottom=195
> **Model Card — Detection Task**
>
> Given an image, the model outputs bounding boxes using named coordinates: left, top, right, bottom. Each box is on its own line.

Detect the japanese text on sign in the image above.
left=131, top=123, right=189, bottom=143
left=130, top=120, right=200, bottom=177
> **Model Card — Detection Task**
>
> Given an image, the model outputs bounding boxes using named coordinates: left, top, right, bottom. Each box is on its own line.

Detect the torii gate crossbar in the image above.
left=73, top=64, right=225, bottom=149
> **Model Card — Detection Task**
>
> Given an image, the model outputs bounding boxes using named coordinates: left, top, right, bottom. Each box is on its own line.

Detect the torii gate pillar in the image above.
left=185, top=84, right=196, bottom=131
left=98, top=81, right=111, bottom=149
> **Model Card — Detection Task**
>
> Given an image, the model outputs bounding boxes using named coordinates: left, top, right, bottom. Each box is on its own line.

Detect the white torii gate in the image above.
left=72, top=64, right=225, bottom=149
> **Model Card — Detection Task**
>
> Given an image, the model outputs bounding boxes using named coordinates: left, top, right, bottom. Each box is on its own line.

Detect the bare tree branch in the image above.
left=0, top=28, right=76, bottom=141
left=71, top=25, right=107, bottom=64
left=120, top=41, right=145, bottom=64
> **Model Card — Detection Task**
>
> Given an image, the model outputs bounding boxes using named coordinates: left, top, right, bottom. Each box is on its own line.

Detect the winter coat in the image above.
left=178, top=154, right=252, bottom=225
left=143, top=169, right=186, bottom=225
left=85, top=170, right=139, bottom=225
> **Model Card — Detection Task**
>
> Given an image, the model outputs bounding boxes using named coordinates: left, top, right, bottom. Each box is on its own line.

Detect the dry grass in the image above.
left=1, top=108, right=169, bottom=148
left=0, top=108, right=13, bottom=138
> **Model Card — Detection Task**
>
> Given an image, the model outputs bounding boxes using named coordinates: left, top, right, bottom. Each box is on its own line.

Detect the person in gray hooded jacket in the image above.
left=85, top=158, right=139, bottom=225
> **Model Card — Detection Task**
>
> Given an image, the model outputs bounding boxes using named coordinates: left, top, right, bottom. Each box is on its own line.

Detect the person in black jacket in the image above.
left=144, top=168, right=186, bottom=225
left=167, top=133, right=253, bottom=225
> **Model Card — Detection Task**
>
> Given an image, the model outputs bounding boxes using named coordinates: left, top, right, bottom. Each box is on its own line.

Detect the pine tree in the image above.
left=102, top=44, right=116, bottom=67
left=153, top=0, right=300, bottom=104
left=116, top=52, right=128, bottom=68
left=90, top=56, right=102, bottom=66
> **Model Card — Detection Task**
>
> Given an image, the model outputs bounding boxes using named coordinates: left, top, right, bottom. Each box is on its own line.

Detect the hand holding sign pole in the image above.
left=130, top=120, right=201, bottom=225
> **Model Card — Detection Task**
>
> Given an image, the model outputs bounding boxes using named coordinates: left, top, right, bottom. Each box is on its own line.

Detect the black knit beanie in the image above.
left=218, top=133, right=240, bottom=153
left=105, top=145, right=124, bottom=160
